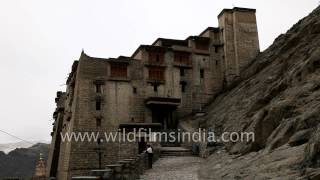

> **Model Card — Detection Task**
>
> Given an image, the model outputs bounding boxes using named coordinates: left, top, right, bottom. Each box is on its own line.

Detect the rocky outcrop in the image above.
left=198, top=5, right=320, bottom=179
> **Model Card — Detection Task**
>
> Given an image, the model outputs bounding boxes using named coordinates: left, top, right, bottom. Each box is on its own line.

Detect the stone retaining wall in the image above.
left=70, top=150, right=160, bottom=180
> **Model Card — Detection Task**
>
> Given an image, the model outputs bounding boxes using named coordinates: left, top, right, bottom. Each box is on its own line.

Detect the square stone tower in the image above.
left=218, top=7, right=260, bottom=84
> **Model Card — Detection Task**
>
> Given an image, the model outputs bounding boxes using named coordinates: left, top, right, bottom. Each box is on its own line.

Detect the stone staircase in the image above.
left=160, top=147, right=193, bottom=157
left=71, top=152, right=151, bottom=180
left=158, top=126, right=197, bottom=158
left=159, top=129, right=182, bottom=147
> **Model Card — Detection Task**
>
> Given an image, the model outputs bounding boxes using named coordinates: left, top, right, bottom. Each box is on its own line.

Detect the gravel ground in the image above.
left=140, top=156, right=204, bottom=180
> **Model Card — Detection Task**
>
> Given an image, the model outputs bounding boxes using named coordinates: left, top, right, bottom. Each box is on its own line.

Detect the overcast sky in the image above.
left=0, top=0, right=318, bottom=144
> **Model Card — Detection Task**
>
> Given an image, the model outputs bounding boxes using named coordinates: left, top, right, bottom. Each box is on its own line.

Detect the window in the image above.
left=195, top=42, right=209, bottom=50
left=149, top=67, right=165, bottom=81
left=95, top=84, right=101, bottom=93
left=149, top=51, right=164, bottom=63
left=131, top=117, right=135, bottom=122
left=200, top=69, right=204, bottom=78
left=214, top=46, right=218, bottom=53
left=180, top=68, right=185, bottom=76
left=216, top=60, right=218, bottom=66
left=180, top=82, right=187, bottom=92
left=96, top=101, right=101, bottom=110
left=133, top=87, right=137, bottom=94
left=96, top=118, right=101, bottom=127
left=182, top=84, right=186, bottom=92
left=174, top=52, right=190, bottom=65
left=153, top=85, right=158, bottom=92
left=110, top=63, right=127, bottom=77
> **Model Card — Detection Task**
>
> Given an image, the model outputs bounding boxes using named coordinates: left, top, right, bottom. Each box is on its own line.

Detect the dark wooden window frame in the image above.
left=110, top=63, right=128, bottom=77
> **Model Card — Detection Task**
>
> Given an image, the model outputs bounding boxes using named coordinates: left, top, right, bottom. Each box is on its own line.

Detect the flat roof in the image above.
left=218, top=7, right=256, bottom=18
left=80, top=51, right=131, bottom=63
left=152, top=38, right=188, bottom=47
left=131, top=45, right=171, bottom=58
left=199, top=27, right=220, bottom=36
left=186, top=36, right=211, bottom=42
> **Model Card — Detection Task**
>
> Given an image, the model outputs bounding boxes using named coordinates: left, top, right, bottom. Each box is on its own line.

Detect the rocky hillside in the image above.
left=198, top=5, right=320, bottom=179
left=0, top=143, right=49, bottom=179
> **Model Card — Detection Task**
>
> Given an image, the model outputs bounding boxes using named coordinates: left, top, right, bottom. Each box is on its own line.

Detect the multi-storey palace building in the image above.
left=47, top=7, right=259, bottom=179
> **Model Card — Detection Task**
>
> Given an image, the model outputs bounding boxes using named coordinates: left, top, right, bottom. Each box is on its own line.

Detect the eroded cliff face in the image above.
left=199, top=5, right=320, bottom=179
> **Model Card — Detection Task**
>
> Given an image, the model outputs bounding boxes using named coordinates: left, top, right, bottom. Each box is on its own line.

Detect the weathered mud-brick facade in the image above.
left=47, top=7, right=260, bottom=179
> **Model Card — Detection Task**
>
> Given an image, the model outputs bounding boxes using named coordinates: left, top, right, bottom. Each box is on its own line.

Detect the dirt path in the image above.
left=140, top=156, right=204, bottom=180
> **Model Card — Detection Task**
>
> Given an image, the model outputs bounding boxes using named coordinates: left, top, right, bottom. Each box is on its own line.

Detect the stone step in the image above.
left=160, top=141, right=181, bottom=147
left=160, top=154, right=193, bottom=157
left=160, top=147, right=194, bottom=157
left=161, top=151, right=193, bottom=156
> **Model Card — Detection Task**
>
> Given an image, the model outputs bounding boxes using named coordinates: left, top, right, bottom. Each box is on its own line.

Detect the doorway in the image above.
left=151, top=106, right=177, bottom=130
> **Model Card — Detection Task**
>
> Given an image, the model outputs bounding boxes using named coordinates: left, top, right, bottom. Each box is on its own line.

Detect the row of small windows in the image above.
left=132, top=82, right=187, bottom=94
left=149, top=51, right=191, bottom=65
left=150, top=82, right=187, bottom=93
left=109, top=63, right=207, bottom=79
left=93, top=69, right=205, bottom=128
left=94, top=67, right=204, bottom=108
left=95, top=69, right=203, bottom=94
left=180, top=68, right=205, bottom=78
left=95, top=68, right=203, bottom=93
left=150, top=53, right=220, bottom=64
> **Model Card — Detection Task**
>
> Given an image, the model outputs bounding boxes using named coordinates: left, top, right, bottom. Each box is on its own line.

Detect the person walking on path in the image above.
left=146, top=144, right=153, bottom=169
